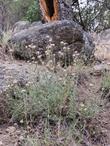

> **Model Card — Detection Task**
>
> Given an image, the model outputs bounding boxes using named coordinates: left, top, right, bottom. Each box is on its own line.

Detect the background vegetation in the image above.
left=0, top=0, right=40, bottom=30
left=0, top=0, right=110, bottom=32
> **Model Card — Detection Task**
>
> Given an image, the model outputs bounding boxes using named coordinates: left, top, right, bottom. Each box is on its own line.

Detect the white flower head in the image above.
left=49, top=38, right=52, bottom=42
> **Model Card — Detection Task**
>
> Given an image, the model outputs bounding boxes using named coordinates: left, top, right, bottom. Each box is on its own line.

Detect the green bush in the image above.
left=7, top=72, right=75, bottom=123
left=6, top=70, right=102, bottom=145
left=26, top=0, right=40, bottom=22
left=102, top=73, right=110, bottom=89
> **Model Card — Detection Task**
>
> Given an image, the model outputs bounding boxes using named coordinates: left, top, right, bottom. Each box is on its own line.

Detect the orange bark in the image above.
left=39, top=0, right=59, bottom=22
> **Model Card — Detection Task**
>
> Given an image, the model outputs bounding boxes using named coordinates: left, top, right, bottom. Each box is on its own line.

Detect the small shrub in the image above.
left=2, top=31, right=12, bottom=45
left=22, top=136, right=39, bottom=146
left=102, top=72, right=110, bottom=89
left=101, top=72, right=110, bottom=101
left=26, top=1, right=40, bottom=22
left=7, top=72, right=75, bottom=124
left=6, top=70, right=102, bottom=145
left=79, top=100, right=100, bottom=118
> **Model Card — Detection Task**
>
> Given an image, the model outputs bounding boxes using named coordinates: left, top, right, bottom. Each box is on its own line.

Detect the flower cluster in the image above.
left=24, top=35, right=81, bottom=68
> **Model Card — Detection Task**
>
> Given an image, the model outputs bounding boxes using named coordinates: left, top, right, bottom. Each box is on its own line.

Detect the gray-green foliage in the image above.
left=73, top=0, right=110, bottom=32
left=0, top=0, right=38, bottom=30
left=7, top=73, right=76, bottom=123
left=6, top=70, right=102, bottom=145
left=26, top=0, right=40, bottom=22
left=102, top=72, right=110, bottom=89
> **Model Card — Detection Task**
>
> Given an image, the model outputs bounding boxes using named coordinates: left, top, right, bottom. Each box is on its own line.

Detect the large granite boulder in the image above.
left=94, top=29, right=110, bottom=61
left=9, top=20, right=94, bottom=65
left=12, top=21, right=43, bottom=34
left=12, top=21, right=31, bottom=34
left=83, top=31, right=95, bottom=60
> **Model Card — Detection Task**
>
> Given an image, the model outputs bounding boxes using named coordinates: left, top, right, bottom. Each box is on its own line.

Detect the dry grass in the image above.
left=3, top=64, right=104, bottom=146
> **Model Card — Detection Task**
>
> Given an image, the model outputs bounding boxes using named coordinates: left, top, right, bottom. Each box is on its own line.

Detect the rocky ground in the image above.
left=1, top=61, right=110, bottom=146
left=0, top=31, right=110, bottom=146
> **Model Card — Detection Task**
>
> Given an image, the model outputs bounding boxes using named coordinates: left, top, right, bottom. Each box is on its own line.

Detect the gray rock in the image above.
left=83, top=32, right=95, bottom=60
left=30, top=21, right=43, bottom=27
left=12, top=21, right=43, bottom=34
left=99, top=29, right=110, bottom=43
left=9, top=20, right=94, bottom=64
left=12, top=21, right=31, bottom=34
left=94, top=29, right=110, bottom=61
left=59, top=0, right=74, bottom=21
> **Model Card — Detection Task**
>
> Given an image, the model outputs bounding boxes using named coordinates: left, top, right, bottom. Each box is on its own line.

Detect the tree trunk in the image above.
left=39, top=0, right=73, bottom=22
